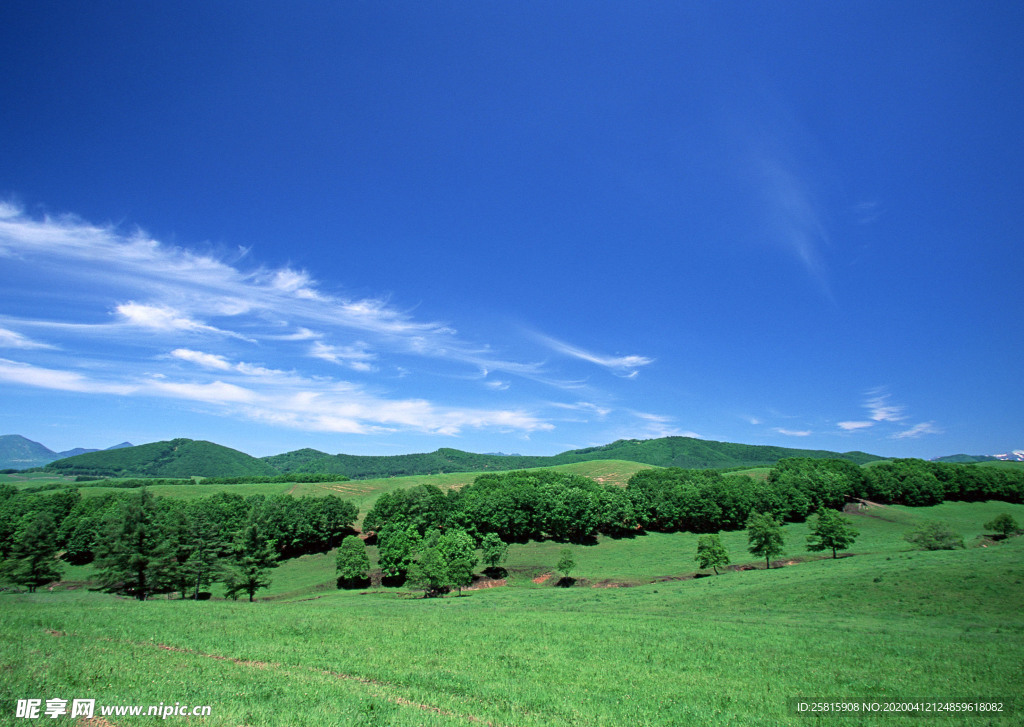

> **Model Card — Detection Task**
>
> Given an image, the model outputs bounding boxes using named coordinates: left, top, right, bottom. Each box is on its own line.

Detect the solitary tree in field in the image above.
left=556, top=548, right=576, bottom=579
left=984, top=513, right=1020, bottom=538
left=695, top=533, right=730, bottom=574
left=746, top=512, right=785, bottom=569
left=335, top=535, right=371, bottom=588
left=806, top=509, right=859, bottom=558
left=0, top=511, right=63, bottom=592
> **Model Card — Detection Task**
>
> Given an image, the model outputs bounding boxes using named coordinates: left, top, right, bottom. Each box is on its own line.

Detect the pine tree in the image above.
left=0, top=511, right=63, bottom=592
left=94, top=489, right=163, bottom=600
left=182, top=512, right=227, bottom=599
left=223, top=519, right=278, bottom=602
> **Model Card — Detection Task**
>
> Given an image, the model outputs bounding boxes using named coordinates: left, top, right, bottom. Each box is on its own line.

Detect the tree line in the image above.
left=360, top=458, right=1024, bottom=544
left=0, top=486, right=356, bottom=598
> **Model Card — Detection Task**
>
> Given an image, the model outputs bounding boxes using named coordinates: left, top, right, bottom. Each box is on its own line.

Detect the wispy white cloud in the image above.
left=0, top=355, right=554, bottom=437
left=865, top=390, right=906, bottom=422
left=628, top=411, right=700, bottom=440
left=0, top=327, right=55, bottom=350
left=550, top=401, right=612, bottom=418
left=756, top=156, right=831, bottom=296
left=0, top=357, right=136, bottom=395
left=892, top=421, right=942, bottom=439
left=309, top=341, right=376, bottom=372
left=535, top=333, right=653, bottom=377
left=774, top=427, right=812, bottom=437
left=838, top=420, right=874, bottom=431
left=116, top=302, right=252, bottom=340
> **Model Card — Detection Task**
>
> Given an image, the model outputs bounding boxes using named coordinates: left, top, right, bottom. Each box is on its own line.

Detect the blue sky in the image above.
left=1, top=2, right=1021, bottom=459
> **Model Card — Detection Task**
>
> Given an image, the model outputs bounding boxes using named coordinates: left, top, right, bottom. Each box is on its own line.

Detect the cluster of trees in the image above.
left=694, top=508, right=861, bottom=575
left=0, top=486, right=357, bottom=598
left=335, top=527, right=509, bottom=597
left=363, top=471, right=642, bottom=544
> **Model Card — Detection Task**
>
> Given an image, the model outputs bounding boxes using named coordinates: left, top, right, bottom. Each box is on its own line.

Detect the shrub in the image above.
left=904, top=521, right=964, bottom=550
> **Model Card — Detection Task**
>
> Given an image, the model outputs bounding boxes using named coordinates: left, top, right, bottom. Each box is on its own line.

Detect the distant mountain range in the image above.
left=932, top=451, right=1024, bottom=463
left=16, top=434, right=888, bottom=479
left=0, top=435, right=133, bottom=470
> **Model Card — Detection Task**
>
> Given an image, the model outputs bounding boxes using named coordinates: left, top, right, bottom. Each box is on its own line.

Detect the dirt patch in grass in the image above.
left=531, top=572, right=552, bottom=584
left=465, top=575, right=506, bottom=590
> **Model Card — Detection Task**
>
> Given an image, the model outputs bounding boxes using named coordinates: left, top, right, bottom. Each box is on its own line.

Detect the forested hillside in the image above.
left=43, top=439, right=279, bottom=479
left=264, top=437, right=883, bottom=479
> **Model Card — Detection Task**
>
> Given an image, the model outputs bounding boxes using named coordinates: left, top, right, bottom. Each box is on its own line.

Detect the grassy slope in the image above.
left=3, top=500, right=1022, bottom=726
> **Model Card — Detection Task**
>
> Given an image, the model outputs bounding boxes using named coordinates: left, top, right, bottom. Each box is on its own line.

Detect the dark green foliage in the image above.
left=861, top=459, right=1024, bottom=506
left=94, top=489, right=164, bottom=600
left=362, top=484, right=450, bottom=536
left=806, top=509, right=859, bottom=558
left=556, top=548, right=576, bottom=578
left=746, top=512, right=785, bottom=569
left=223, top=519, right=278, bottom=601
left=695, top=533, right=730, bottom=574
left=335, top=535, right=371, bottom=587
left=904, top=521, right=965, bottom=550
left=179, top=510, right=228, bottom=599
left=406, top=532, right=450, bottom=597
left=436, top=528, right=478, bottom=594
left=0, top=511, right=63, bottom=592
left=376, top=524, right=420, bottom=579
left=450, top=470, right=638, bottom=542
left=44, top=438, right=280, bottom=478
left=984, top=513, right=1020, bottom=537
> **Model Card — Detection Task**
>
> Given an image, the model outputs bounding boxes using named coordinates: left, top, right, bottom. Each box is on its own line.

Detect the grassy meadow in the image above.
left=3, top=493, right=1023, bottom=726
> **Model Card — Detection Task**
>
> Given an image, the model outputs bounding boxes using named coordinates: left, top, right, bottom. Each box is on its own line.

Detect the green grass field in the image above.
left=3, top=499, right=1022, bottom=726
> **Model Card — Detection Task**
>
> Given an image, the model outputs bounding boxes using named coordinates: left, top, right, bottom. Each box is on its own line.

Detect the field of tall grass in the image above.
left=3, top=499, right=1022, bottom=725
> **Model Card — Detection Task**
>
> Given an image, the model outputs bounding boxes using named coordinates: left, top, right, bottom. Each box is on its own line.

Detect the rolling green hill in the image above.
left=43, top=438, right=280, bottom=478
left=265, top=436, right=883, bottom=479
left=41, top=435, right=883, bottom=480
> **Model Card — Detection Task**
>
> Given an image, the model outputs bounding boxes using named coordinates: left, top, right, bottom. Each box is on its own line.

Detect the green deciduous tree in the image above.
left=377, top=524, right=420, bottom=580
left=335, top=535, right=371, bottom=588
left=806, top=509, right=859, bottom=558
left=406, top=532, right=449, bottom=597
left=746, top=512, right=785, bottom=569
left=695, top=533, right=730, bottom=575
left=437, top=528, right=477, bottom=595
